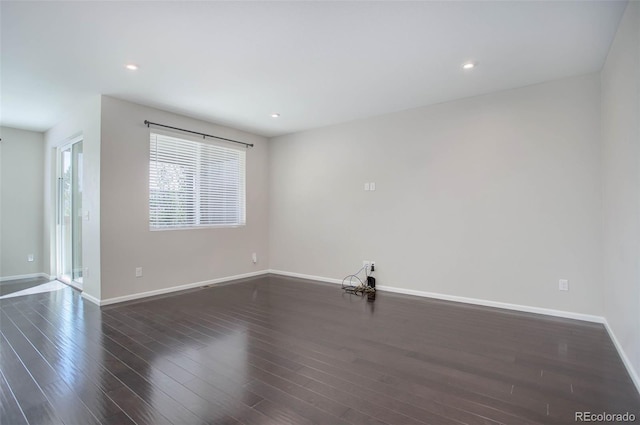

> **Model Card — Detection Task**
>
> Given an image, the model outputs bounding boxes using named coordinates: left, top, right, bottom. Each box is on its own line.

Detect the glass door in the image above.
left=57, top=140, right=83, bottom=289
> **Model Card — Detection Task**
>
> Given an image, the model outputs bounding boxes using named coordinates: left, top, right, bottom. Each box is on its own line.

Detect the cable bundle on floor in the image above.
left=342, top=264, right=376, bottom=296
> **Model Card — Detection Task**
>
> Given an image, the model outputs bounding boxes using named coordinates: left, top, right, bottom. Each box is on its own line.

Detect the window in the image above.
left=149, top=132, right=246, bottom=230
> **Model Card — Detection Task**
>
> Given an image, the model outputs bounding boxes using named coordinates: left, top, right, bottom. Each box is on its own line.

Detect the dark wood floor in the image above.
left=1, top=275, right=638, bottom=425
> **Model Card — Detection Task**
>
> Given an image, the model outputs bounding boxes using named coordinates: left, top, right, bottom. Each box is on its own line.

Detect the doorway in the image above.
left=57, top=138, right=83, bottom=290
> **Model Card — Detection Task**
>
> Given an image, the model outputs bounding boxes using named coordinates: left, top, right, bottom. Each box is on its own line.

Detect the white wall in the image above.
left=0, top=126, right=45, bottom=279
left=601, top=1, right=640, bottom=387
left=99, top=96, right=269, bottom=300
left=44, top=96, right=102, bottom=300
left=270, top=73, right=603, bottom=316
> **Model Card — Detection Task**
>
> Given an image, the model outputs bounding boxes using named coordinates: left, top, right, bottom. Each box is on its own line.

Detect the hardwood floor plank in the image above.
left=34, top=301, right=210, bottom=425
left=186, top=294, right=546, bottom=420
left=16, top=303, right=168, bottom=425
left=181, top=377, right=276, bottom=425
left=106, top=306, right=409, bottom=425
left=4, top=303, right=128, bottom=422
left=0, top=276, right=638, bottom=425
left=106, top=302, right=434, bottom=425
left=0, top=332, right=64, bottom=425
left=20, top=401, right=65, bottom=425
left=200, top=310, right=531, bottom=424
left=22, top=296, right=190, bottom=425
left=1, top=310, right=103, bottom=425
left=252, top=398, right=314, bottom=425
left=0, top=369, right=28, bottom=425
left=109, top=278, right=640, bottom=424
left=246, top=379, right=352, bottom=425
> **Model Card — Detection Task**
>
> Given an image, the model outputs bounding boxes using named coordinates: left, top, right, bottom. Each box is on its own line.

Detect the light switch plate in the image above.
left=559, top=279, right=569, bottom=291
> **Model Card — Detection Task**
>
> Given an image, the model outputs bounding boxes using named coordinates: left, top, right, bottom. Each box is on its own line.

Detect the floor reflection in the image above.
left=0, top=280, right=66, bottom=299
left=49, top=288, right=86, bottom=386
left=2, top=275, right=638, bottom=425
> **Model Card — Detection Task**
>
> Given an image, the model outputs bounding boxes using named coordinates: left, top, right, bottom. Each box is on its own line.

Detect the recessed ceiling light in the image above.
left=271, top=113, right=280, bottom=118
left=125, top=64, right=139, bottom=71
left=462, top=62, right=476, bottom=70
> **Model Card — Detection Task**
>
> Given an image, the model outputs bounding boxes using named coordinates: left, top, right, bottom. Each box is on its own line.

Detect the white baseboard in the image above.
left=375, top=284, right=605, bottom=323
left=268, top=269, right=603, bottom=322
left=96, top=270, right=269, bottom=307
left=603, top=319, right=640, bottom=395
left=268, top=269, right=343, bottom=285
left=0, top=272, right=51, bottom=283
left=81, top=291, right=101, bottom=306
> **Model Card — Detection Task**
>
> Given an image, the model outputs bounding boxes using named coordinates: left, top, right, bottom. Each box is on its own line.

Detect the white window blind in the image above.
left=149, top=132, right=246, bottom=230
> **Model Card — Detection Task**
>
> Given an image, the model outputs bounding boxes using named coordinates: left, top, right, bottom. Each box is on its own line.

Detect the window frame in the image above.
left=148, top=130, right=247, bottom=231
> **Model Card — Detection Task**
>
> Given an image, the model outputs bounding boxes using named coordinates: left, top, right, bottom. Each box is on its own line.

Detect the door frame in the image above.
left=56, top=135, right=83, bottom=290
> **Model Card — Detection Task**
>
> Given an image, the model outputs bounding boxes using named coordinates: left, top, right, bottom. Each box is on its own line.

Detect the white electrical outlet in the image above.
left=135, top=267, right=143, bottom=278
left=252, top=252, right=258, bottom=264
left=362, top=260, right=370, bottom=269
left=370, top=182, right=376, bottom=191
left=559, top=279, right=569, bottom=291
left=370, top=261, right=376, bottom=270
left=27, top=254, right=34, bottom=262
left=364, top=183, right=370, bottom=191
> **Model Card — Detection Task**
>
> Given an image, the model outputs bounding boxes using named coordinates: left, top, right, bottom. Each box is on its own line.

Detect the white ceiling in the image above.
left=0, top=1, right=627, bottom=137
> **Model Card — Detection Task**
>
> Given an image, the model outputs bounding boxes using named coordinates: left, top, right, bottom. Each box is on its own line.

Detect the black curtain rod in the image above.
left=144, top=120, right=253, bottom=148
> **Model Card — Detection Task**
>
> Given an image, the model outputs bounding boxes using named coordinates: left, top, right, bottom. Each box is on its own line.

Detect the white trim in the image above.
left=603, top=319, right=640, bottom=395
left=0, top=273, right=51, bottom=283
left=375, top=284, right=604, bottom=323
left=268, top=269, right=343, bottom=285
left=81, top=292, right=101, bottom=306
left=54, top=133, right=83, bottom=150
left=268, top=269, right=604, bottom=323
left=95, top=270, right=269, bottom=306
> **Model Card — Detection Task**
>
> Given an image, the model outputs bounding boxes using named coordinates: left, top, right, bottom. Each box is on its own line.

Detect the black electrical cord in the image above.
left=342, top=264, right=375, bottom=296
